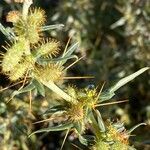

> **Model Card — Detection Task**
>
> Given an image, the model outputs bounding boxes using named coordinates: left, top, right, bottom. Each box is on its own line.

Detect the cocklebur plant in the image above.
left=0, top=0, right=149, bottom=149
left=29, top=67, right=149, bottom=149
left=90, top=115, right=146, bottom=150
left=0, top=0, right=78, bottom=102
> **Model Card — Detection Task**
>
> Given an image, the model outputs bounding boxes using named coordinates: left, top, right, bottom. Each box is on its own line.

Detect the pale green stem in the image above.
left=22, top=0, right=33, bottom=20
left=41, top=80, right=76, bottom=103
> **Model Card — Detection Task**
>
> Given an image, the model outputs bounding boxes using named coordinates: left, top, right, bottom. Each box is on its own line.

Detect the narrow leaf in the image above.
left=41, top=80, right=74, bottom=103
left=61, top=42, right=79, bottom=64
left=78, top=134, right=88, bottom=146
left=100, top=67, right=149, bottom=102
left=11, top=82, right=35, bottom=98
left=100, top=92, right=115, bottom=102
left=38, top=55, right=78, bottom=64
left=43, top=105, right=65, bottom=115
left=95, top=110, right=106, bottom=132
left=110, top=67, right=149, bottom=93
left=111, top=18, right=126, bottom=29
left=40, top=24, right=64, bottom=31
left=0, top=23, right=15, bottom=40
left=32, top=79, right=45, bottom=97
left=29, top=122, right=73, bottom=137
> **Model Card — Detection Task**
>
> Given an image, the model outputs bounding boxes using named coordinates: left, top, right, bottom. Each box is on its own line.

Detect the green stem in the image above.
left=22, top=0, right=33, bottom=20
left=90, top=110, right=101, bottom=139
left=41, top=80, right=75, bottom=103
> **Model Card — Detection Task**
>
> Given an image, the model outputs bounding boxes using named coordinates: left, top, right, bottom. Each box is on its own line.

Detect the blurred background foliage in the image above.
left=0, top=0, right=150, bottom=149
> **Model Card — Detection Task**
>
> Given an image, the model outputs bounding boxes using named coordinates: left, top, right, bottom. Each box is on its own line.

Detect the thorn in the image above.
left=32, top=118, right=53, bottom=124
left=0, top=52, right=4, bottom=56
left=96, top=81, right=106, bottom=102
left=1, top=46, right=8, bottom=51
left=63, top=76, right=94, bottom=80
left=63, top=36, right=72, bottom=57
left=0, top=80, right=28, bottom=92
left=95, top=99, right=129, bottom=107
left=64, top=56, right=85, bottom=71
left=5, top=41, right=11, bottom=47
left=18, top=69, right=29, bottom=91
left=71, top=143, right=83, bottom=150
left=60, top=129, right=70, bottom=150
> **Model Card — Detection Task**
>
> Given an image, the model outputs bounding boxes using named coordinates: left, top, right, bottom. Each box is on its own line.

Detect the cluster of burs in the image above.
left=0, top=0, right=149, bottom=150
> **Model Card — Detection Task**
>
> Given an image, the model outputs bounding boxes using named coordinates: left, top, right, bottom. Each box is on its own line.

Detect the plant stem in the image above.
left=41, top=80, right=76, bottom=103
left=22, top=0, right=33, bottom=20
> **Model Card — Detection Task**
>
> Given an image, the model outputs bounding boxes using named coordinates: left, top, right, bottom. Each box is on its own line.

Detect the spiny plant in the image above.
left=0, top=0, right=149, bottom=150
left=0, top=0, right=80, bottom=104
left=90, top=118, right=146, bottom=150
left=29, top=67, right=149, bottom=149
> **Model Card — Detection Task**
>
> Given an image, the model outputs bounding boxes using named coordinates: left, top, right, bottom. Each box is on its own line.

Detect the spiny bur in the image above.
left=2, top=38, right=28, bottom=73
left=28, top=8, right=46, bottom=26
left=13, top=8, right=45, bottom=44
left=34, top=63, right=64, bottom=83
left=35, top=38, right=60, bottom=58
left=6, top=11, right=21, bottom=23
left=1, top=1, right=64, bottom=83
left=91, top=121, right=131, bottom=150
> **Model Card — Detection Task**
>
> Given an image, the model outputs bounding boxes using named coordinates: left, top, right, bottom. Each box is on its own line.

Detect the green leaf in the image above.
left=11, top=82, right=35, bottom=98
left=12, top=124, right=28, bottom=136
left=100, top=67, right=149, bottom=102
left=43, top=105, right=65, bottom=115
left=78, top=134, right=88, bottom=146
left=100, top=92, right=115, bottom=102
left=40, top=80, right=73, bottom=103
left=61, top=42, right=79, bottom=64
left=53, top=55, right=78, bottom=62
left=32, top=79, right=45, bottom=97
left=28, top=122, right=73, bottom=137
left=89, top=110, right=102, bottom=138
left=73, top=122, right=88, bottom=145
left=111, top=18, right=126, bottom=29
left=38, top=55, right=78, bottom=64
left=74, top=122, right=84, bottom=134
left=40, top=24, right=64, bottom=31
left=109, top=67, right=149, bottom=93
left=0, top=23, right=15, bottom=40
left=95, top=110, right=106, bottom=132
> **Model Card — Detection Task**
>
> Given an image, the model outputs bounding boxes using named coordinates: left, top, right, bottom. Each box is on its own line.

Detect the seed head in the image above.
left=107, top=123, right=129, bottom=145
left=14, top=17, right=42, bottom=44
left=35, top=38, right=60, bottom=58
left=2, top=38, right=28, bottom=73
left=28, top=8, right=46, bottom=27
left=6, top=55, right=35, bottom=81
left=67, top=103, right=84, bottom=122
left=34, top=63, right=64, bottom=83
left=6, top=11, right=21, bottom=23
